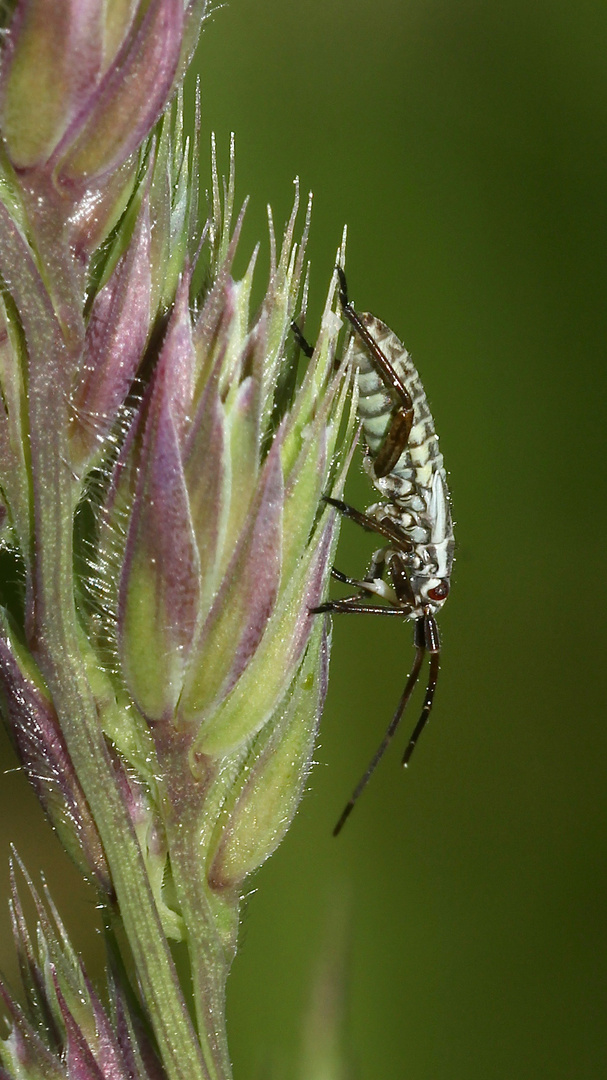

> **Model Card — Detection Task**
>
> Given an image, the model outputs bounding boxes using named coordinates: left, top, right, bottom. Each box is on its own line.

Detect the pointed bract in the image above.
left=118, top=280, right=200, bottom=720
left=0, top=0, right=104, bottom=169
left=0, top=0, right=196, bottom=184
left=70, top=194, right=152, bottom=469
left=56, top=0, right=184, bottom=184
left=178, top=439, right=284, bottom=724
left=207, top=621, right=330, bottom=890
left=0, top=624, right=111, bottom=893
left=0, top=866, right=168, bottom=1080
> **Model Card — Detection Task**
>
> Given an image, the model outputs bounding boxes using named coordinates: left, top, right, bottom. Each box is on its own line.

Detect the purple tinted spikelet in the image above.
left=0, top=0, right=190, bottom=182
left=0, top=862, right=167, bottom=1080
left=0, top=626, right=111, bottom=894
left=70, top=191, right=153, bottom=470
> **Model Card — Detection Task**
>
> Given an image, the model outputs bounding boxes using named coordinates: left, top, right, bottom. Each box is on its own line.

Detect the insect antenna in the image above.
left=333, top=639, right=425, bottom=836
left=401, top=648, right=440, bottom=767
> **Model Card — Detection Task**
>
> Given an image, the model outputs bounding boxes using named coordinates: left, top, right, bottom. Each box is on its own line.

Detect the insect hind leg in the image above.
left=336, top=267, right=413, bottom=410
left=336, top=266, right=415, bottom=476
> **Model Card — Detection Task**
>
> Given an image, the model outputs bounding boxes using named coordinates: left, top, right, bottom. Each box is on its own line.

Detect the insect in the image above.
left=294, top=268, right=454, bottom=834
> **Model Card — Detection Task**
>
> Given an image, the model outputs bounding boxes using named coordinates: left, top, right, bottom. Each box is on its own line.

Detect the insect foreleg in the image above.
left=311, top=600, right=408, bottom=616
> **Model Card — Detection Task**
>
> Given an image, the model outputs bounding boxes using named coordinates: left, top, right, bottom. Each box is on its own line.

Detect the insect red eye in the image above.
left=428, top=581, right=449, bottom=601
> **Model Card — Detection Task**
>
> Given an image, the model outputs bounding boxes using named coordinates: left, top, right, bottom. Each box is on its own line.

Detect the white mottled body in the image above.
left=345, top=313, right=454, bottom=619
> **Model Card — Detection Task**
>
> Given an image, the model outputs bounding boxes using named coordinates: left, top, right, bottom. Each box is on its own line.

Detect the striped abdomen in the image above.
left=349, top=313, right=444, bottom=496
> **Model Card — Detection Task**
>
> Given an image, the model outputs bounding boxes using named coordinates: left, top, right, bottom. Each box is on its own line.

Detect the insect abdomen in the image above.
left=351, top=314, right=444, bottom=495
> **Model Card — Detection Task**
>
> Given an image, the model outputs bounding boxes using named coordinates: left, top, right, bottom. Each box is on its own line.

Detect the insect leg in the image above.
left=336, top=267, right=413, bottom=412
left=336, top=267, right=415, bottom=476
left=315, top=576, right=394, bottom=615
left=312, top=599, right=407, bottom=616
left=328, top=553, right=399, bottom=610
left=372, top=408, right=413, bottom=479
left=364, top=547, right=388, bottom=582
left=331, top=568, right=362, bottom=588
left=323, top=495, right=413, bottom=550
left=333, top=632, right=426, bottom=836
left=331, top=546, right=387, bottom=590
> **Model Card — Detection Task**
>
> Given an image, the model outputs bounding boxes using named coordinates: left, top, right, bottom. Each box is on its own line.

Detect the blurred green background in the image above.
left=1, top=1, right=607, bottom=1077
